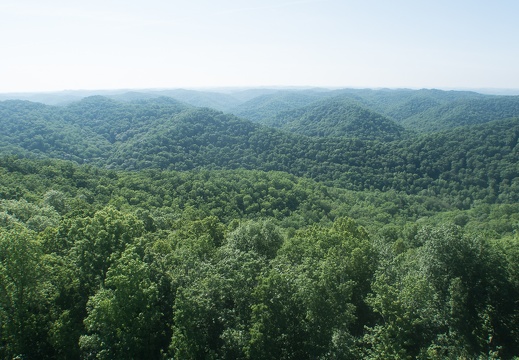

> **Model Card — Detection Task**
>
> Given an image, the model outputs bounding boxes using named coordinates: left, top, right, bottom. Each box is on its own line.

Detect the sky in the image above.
left=1, top=0, right=518, bottom=93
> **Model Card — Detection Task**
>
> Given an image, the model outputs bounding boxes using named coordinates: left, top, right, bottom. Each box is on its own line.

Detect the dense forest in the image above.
left=1, top=88, right=519, bottom=359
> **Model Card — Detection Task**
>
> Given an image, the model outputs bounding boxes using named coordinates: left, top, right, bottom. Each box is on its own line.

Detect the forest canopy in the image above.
left=1, top=88, right=519, bottom=359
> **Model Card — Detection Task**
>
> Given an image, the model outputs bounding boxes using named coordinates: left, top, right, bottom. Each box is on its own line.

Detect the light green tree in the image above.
left=0, top=225, right=48, bottom=358
left=80, top=246, right=162, bottom=359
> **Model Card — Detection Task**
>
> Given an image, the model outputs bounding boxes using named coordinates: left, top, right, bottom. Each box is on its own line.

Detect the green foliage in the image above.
left=1, top=89, right=519, bottom=358
left=1, top=198, right=60, bottom=231
left=230, top=90, right=326, bottom=122
left=69, top=206, right=145, bottom=290
left=248, top=218, right=375, bottom=359
left=365, top=225, right=518, bottom=359
left=225, top=220, right=283, bottom=259
left=401, top=96, right=519, bottom=132
left=170, top=247, right=266, bottom=359
left=80, top=246, right=163, bottom=359
left=0, top=225, right=54, bottom=359
left=2, top=94, right=519, bottom=202
left=264, top=97, right=405, bottom=140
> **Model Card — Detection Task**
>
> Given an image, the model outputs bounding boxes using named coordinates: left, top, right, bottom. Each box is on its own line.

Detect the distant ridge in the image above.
left=1, top=95, right=519, bottom=197
left=2, top=87, right=519, bottom=134
left=262, top=97, right=405, bottom=140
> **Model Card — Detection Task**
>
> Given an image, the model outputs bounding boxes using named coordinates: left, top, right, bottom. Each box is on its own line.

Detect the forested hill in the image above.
left=227, top=88, right=519, bottom=133
left=0, top=99, right=111, bottom=161
left=229, top=88, right=460, bottom=133
left=1, top=155, right=518, bottom=359
left=63, top=96, right=190, bottom=143
left=4, top=87, right=519, bottom=133
left=330, top=88, right=487, bottom=119
left=400, top=95, right=519, bottom=132
left=113, top=89, right=242, bottom=111
left=262, top=97, right=405, bottom=140
left=1, top=96, right=519, bottom=203
left=0, top=97, right=190, bottom=162
left=2, top=89, right=519, bottom=359
left=229, top=90, right=327, bottom=122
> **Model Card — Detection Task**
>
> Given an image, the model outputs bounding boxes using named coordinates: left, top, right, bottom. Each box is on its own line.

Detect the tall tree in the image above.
left=0, top=225, right=50, bottom=358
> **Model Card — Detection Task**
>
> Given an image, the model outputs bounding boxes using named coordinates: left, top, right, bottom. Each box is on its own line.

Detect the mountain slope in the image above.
left=263, top=97, right=405, bottom=140
left=400, top=96, right=519, bottom=132
left=229, top=90, right=327, bottom=122
left=331, top=88, right=485, bottom=117
left=228, top=88, right=500, bottom=135
left=150, top=89, right=242, bottom=111
left=63, top=96, right=190, bottom=142
left=0, top=100, right=112, bottom=162
left=2, top=97, right=519, bottom=203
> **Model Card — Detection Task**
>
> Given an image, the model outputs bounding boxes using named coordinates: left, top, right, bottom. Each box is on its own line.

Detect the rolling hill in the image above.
left=2, top=88, right=519, bottom=359
left=262, top=97, right=406, bottom=140
left=400, top=95, right=519, bottom=132
left=226, top=88, right=514, bottom=134
left=1, top=95, right=518, bottom=202
left=229, top=90, right=327, bottom=122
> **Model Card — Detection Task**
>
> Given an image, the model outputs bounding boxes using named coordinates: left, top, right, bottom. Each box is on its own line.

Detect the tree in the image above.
left=225, top=219, right=283, bottom=259
left=70, top=206, right=144, bottom=291
left=0, top=225, right=50, bottom=358
left=169, top=227, right=269, bottom=359
left=365, top=224, right=519, bottom=358
left=248, top=218, right=375, bottom=359
left=80, top=246, right=163, bottom=359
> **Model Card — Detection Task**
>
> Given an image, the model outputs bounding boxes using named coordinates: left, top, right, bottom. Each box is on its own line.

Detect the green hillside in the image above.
left=401, top=96, right=519, bottom=131
left=0, top=100, right=111, bottom=161
left=2, top=89, right=519, bottom=359
left=331, top=88, right=485, bottom=116
left=1, top=96, right=519, bottom=202
left=149, top=89, right=242, bottom=111
left=229, top=90, right=327, bottom=122
left=1, top=156, right=518, bottom=359
left=319, top=89, right=518, bottom=132
left=227, top=88, right=511, bottom=134
left=264, top=97, right=405, bottom=140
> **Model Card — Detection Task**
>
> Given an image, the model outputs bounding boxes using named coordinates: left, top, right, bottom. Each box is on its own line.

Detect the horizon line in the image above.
left=2, top=85, right=519, bottom=96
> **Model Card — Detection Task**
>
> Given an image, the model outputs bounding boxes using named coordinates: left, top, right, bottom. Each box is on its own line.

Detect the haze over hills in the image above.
left=3, top=0, right=519, bottom=356
left=4, top=87, right=519, bottom=133
left=228, top=90, right=329, bottom=122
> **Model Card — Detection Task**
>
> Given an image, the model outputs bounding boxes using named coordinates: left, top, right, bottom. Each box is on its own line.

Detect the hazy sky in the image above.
left=1, top=0, right=518, bottom=92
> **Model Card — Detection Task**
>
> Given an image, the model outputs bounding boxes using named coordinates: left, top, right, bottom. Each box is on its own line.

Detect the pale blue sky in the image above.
left=1, top=0, right=518, bottom=92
